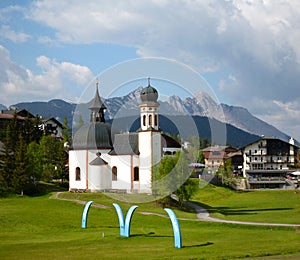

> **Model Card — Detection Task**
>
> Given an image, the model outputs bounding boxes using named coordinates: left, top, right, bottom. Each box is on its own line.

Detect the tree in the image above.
left=0, top=125, right=15, bottom=193
left=216, top=158, right=236, bottom=187
left=26, top=141, right=43, bottom=184
left=62, top=115, right=71, bottom=145
left=0, top=126, right=13, bottom=194
left=11, top=134, right=28, bottom=195
left=39, top=135, right=68, bottom=182
left=153, top=151, right=198, bottom=208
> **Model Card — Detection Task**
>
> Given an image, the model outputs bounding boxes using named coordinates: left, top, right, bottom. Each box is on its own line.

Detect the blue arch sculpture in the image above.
left=164, top=208, right=182, bottom=248
left=81, top=200, right=94, bottom=228
left=113, top=203, right=138, bottom=237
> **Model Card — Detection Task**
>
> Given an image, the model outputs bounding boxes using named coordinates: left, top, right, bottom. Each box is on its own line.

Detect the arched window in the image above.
left=112, top=166, right=117, bottom=181
left=154, top=115, right=158, bottom=126
left=134, top=167, right=139, bottom=181
left=75, top=167, right=81, bottom=181
left=149, top=115, right=152, bottom=126
left=143, top=115, right=146, bottom=126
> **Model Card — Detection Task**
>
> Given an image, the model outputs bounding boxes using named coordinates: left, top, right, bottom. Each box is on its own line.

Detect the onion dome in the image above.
left=72, top=122, right=114, bottom=150
left=140, top=78, right=158, bottom=103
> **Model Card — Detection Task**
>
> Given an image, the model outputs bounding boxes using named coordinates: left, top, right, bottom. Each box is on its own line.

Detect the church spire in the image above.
left=89, top=79, right=106, bottom=123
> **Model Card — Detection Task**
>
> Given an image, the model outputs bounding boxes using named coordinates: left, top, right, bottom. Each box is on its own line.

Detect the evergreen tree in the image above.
left=39, top=135, right=58, bottom=181
left=0, top=125, right=13, bottom=194
left=26, top=141, right=43, bottom=184
left=39, top=135, right=67, bottom=182
left=12, top=134, right=28, bottom=195
left=0, top=125, right=15, bottom=192
left=62, top=115, right=71, bottom=145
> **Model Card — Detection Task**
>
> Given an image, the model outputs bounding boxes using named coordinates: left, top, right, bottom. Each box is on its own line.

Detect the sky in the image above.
left=0, top=0, right=300, bottom=140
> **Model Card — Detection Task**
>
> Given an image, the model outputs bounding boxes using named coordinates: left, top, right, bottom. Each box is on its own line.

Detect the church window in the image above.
left=134, top=167, right=139, bottom=181
left=154, top=115, right=158, bottom=126
left=75, top=167, right=81, bottom=181
left=143, top=115, right=146, bottom=126
left=149, top=115, right=152, bottom=126
left=112, top=166, right=117, bottom=181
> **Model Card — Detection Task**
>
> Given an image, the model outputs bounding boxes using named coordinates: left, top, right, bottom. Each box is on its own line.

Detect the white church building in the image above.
left=69, top=80, right=181, bottom=193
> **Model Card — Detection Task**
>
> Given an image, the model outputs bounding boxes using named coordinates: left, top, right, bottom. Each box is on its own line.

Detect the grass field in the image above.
left=0, top=185, right=300, bottom=259
left=192, top=181, right=300, bottom=224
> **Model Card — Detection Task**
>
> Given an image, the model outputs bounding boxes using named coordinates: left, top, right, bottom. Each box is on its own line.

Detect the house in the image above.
left=40, top=117, right=64, bottom=140
left=242, top=137, right=299, bottom=189
left=202, top=145, right=241, bottom=174
left=68, top=80, right=181, bottom=193
left=0, top=108, right=35, bottom=140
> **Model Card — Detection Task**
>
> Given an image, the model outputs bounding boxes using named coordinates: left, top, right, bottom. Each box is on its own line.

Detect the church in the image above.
left=68, top=80, right=181, bottom=193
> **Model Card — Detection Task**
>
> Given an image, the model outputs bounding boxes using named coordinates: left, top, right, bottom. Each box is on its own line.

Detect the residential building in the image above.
left=242, top=137, right=299, bottom=189
left=202, top=145, right=240, bottom=174
left=40, top=117, right=64, bottom=140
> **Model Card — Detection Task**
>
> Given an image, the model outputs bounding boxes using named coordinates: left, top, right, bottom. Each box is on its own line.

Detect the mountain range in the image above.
left=0, top=87, right=293, bottom=147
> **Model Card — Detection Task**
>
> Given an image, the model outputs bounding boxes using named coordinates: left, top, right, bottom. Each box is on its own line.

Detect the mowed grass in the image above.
left=0, top=188, right=300, bottom=259
left=192, top=181, right=300, bottom=224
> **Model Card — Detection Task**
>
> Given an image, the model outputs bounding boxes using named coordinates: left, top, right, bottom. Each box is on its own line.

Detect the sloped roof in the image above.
left=109, top=133, right=139, bottom=155
left=1, top=109, right=34, bottom=118
left=161, top=134, right=181, bottom=148
left=42, top=117, right=63, bottom=128
left=71, top=122, right=114, bottom=150
left=89, top=156, right=108, bottom=166
left=89, top=87, right=106, bottom=110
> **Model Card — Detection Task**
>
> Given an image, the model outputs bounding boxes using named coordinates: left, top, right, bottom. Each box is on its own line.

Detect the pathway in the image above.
left=51, top=192, right=300, bottom=227
left=185, top=201, right=300, bottom=227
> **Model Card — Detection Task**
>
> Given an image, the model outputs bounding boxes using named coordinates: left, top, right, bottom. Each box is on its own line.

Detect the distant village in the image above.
left=0, top=84, right=299, bottom=193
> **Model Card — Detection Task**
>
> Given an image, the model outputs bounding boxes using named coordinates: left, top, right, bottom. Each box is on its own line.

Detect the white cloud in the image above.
left=256, top=99, right=300, bottom=140
left=9, top=0, right=300, bottom=138
left=0, top=25, right=31, bottom=43
left=0, top=45, right=94, bottom=106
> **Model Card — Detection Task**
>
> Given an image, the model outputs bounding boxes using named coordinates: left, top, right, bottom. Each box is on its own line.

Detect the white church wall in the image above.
left=69, top=150, right=87, bottom=190
left=87, top=149, right=112, bottom=191
left=110, top=155, right=132, bottom=191
left=138, top=131, right=162, bottom=193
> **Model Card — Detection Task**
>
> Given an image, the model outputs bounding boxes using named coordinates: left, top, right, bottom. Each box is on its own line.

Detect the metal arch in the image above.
left=113, top=203, right=138, bottom=237
left=81, top=200, right=94, bottom=228
left=124, top=205, right=138, bottom=237
left=164, top=208, right=182, bottom=248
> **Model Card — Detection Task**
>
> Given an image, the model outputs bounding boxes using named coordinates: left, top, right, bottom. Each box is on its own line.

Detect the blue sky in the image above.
left=0, top=0, right=300, bottom=140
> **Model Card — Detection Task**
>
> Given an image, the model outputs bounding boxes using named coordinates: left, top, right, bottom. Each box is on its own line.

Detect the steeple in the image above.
left=139, top=78, right=159, bottom=130
left=89, top=79, right=106, bottom=123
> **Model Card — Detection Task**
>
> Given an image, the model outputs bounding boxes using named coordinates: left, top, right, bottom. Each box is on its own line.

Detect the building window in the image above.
left=75, top=167, right=81, bottom=181
left=149, top=115, right=152, bottom=126
left=134, top=167, right=139, bottom=181
left=143, top=115, right=146, bottom=126
left=112, top=166, right=117, bottom=181
left=154, top=115, right=158, bottom=126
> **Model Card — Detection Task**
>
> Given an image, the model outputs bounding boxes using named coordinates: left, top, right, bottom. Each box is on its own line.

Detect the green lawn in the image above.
left=192, top=181, right=300, bottom=224
left=0, top=187, right=300, bottom=259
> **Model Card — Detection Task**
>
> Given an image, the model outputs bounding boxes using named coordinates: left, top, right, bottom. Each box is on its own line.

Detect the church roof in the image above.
left=89, top=85, right=106, bottom=110
left=71, top=122, right=114, bottom=150
left=140, top=78, right=158, bottom=103
left=109, top=133, right=139, bottom=155
left=161, top=134, right=181, bottom=148
left=89, top=155, right=108, bottom=165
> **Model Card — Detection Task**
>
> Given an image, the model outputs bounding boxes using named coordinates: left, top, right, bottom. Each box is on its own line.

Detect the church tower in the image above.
left=138, top=78, right=162, bottom=193
left=89, top=80, right=106, bottom=123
